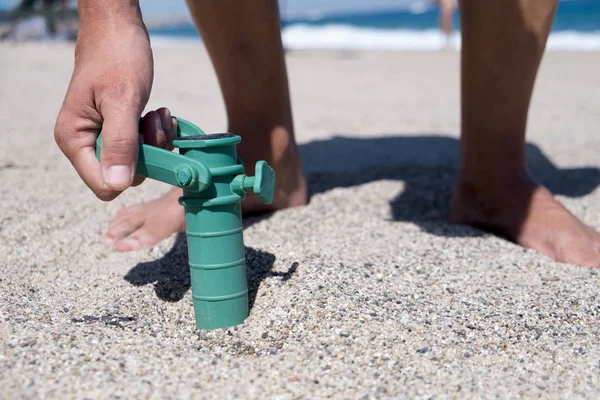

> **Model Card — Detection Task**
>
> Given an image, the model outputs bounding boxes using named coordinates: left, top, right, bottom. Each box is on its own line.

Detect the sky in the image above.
left=1, top=0, right=415, bottom=18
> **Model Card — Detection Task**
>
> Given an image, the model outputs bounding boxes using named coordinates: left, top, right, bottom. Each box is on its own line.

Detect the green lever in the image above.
left=95, top=117, right=275, bottom=330
left=175, top=117, right=207, bottom=137
left=95, top=135, right=212, bottom=192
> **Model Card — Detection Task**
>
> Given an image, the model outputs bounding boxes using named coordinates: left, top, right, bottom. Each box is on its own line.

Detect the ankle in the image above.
left=456, top=164, right=535, bottom=197
left=232, top=124, right=296, bottom=163
left=451, top=169, right=537, bottom=226
left=227, top=122, right=307, bottom=208
left=269, top=126, right=296, bottom=165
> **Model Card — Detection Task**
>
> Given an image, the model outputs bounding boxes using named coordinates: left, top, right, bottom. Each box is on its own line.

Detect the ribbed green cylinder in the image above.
left=184, top=203, right=247, bottom=330
left=176, top=134, right=249, bottom=330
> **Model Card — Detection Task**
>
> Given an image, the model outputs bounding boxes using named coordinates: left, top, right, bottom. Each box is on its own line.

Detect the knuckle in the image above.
left=103, top=136, right=137, bottom=158
left=54, top=98, right=100, bottom=154
left=53, top=113, right=68, bottom=147
left=54, top=129, right=65, bottom=150
left=156, top=107, right=170, bottom=118
left=53, top=112, right=80, bottom=154
left=98, top=72, right=147, bottom=107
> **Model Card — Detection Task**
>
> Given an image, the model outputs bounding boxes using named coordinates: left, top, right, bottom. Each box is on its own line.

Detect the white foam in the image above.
left=546, top=30, right=600, bottom=50
left=149, top=25, right=600, bottom=51
left=281, top=24, right=600, bottom=51
left=150, top=35, right=202, bottom=48
left=282, top=25, right=456, bottom=50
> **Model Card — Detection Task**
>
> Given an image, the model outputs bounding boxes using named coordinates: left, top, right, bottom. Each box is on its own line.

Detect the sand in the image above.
left=1, top=42, right=599, bottom=399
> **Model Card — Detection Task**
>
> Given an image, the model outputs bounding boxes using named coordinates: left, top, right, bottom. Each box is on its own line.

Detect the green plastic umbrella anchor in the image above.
left=95, top=117, right=275, bottom=330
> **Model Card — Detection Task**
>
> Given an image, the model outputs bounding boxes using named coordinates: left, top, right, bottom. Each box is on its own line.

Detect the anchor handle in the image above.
left=230, top=160, right=275, bottom=204
left=95, top=117, right=212, bottom=192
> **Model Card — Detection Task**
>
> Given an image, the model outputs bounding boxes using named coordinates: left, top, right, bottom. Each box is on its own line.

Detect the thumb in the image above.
left=99, top=103, right=141, bottom=191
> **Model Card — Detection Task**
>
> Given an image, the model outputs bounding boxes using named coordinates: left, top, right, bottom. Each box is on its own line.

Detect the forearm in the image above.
left=78, top=0, right=143, bottom=24
left=75, top=0, right=148, bottom=59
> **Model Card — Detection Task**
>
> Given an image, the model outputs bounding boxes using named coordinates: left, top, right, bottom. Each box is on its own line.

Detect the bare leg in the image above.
left=104, top=0, right=307, bottom=252
left=450, top=0, right=600, bottom=267
left=437, top=0, right=456, bottom=48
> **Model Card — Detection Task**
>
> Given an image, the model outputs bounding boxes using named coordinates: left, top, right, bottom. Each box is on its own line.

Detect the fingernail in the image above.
left=103, top=165, right=132, bottom=188
left=103, top=236, right=114, bottom=246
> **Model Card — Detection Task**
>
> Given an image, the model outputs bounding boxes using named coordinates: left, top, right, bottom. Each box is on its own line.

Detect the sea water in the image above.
left=148, top=0, right=600, bottom=51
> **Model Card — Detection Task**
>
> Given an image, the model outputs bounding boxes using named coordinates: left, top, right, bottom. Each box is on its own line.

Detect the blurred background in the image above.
left=0, top=0, right=598, bottom=50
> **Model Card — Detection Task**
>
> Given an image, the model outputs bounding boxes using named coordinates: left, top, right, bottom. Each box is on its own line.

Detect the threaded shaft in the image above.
left=242, top=176, right=255, bottom=191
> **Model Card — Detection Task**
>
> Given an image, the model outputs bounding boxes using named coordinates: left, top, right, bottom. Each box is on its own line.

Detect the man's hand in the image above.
left=54, top=1, right=176, bottom=201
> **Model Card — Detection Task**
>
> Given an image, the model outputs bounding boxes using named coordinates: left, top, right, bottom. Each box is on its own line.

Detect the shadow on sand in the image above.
left=124, top=236, right=280, bottom=310
left=124, top=133, right=599, bottom=307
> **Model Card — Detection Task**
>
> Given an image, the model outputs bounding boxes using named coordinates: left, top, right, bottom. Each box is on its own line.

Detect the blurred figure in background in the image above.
left=4, top=0, right=72, bottom=40
left=434, top=0, right=457, bottom=48
left=16, top=0, right=69, bottom=11
left=16, top=0, right=67, bottom=34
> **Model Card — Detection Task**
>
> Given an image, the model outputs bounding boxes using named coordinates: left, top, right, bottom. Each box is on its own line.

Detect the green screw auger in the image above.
left=96, top=117, right=275, bottom=330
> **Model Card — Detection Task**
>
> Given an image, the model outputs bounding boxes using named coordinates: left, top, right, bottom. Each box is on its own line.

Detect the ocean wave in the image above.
left=149, top=25, right=600, bottom=51
left=546, top=30, right=600, bottom=50
left=282, top=25, right=456, bottom=50
left=281, top=24, right=600, bottom=51
left=149, top=35, right=202, bottom=47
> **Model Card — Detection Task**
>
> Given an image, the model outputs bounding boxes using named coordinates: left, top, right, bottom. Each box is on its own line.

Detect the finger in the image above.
left=156, top=107, right=176, bottom=149
left=55, top=109, right=121, bottom=201
left=72, top=145, right=122, bottom=201
left=130, top=133, right=146, bottom=187
left=131, top=175, right=145, bottom=187
left=170, top=117, right=178, bottom=149
left=140, top=110, right=167, bottom=149
left=99, top=102, right=141, bottom=191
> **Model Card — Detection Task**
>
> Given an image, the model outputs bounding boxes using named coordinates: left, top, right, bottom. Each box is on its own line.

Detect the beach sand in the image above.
left=1, top=43, right=599, bottom=398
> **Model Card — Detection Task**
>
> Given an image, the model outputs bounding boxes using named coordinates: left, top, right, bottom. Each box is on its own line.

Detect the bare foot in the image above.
left=104, top=127, right=307, bottom=252
left=104, top=188, right=185, bottom=252
left=450, top=175, right=600, bottom=268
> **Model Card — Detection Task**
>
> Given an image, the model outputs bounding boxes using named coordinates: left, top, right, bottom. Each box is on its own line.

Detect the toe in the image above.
left=113, top=237, right=142, bottom=252
left=104, top=208, right=145, bottom=244
left=113, top=227, right=158, bottom=252
left=555, top=233, right=600, bottom=268
left=593, top=232, right=600, bottom=267
left=102, top=190, right=186, bottom=251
